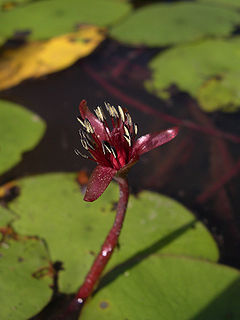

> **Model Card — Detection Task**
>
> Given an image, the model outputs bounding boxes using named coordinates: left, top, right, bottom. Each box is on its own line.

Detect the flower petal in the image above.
left=79, top=100, right=106, bottom=140
left=133, top=127, right=179, bottom=156
left=84, top=165, right=117, bottom=202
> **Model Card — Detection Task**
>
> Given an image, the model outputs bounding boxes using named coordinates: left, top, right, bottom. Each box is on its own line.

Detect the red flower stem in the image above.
left=68, top=176, right=129, bottom=313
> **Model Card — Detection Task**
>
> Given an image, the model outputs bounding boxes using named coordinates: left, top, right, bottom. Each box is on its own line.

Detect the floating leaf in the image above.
left=0, top=180, right=17, bottom=198
left=0, top=0, right=30, bottom=11
left=81, top=255, right=240, bottom=320
left=198, top=0, right=240, bottom=9
left=10, top=173, right=219, bottom=294
left=146, top=38, right=240, bottom=112
left=198, top=72, right=240, bottom=112
left=0, top=100, right=46, bottom=175
left=0, top=26, right=106, bottom=90
left=0, top=205, right=15, bottom=240
left=0, top=205, right=14, bottom=226
left=110, top=2, right=240, bottom=47
left=0, top=239, right=52, bottom=320
left=0, top=0, right=131, bottom=45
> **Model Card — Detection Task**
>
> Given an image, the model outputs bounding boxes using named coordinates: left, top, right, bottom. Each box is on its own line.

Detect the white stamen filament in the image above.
left=81, top=139, right=88, bottom=150
left=126, top=113, right=132, bottom=127
left=118, top=105, right=125, bottom=122
left=124, top=134, right=131, bottom=146
left=84, top=119, right=94, bottom=134
left=124, top=125, right=130, bottom=138
left=134, top=123, right=138, bottom=136
left=77, top=117, right=85, bottom=127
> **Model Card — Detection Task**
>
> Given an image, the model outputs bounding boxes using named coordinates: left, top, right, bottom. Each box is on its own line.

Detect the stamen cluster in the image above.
left=76, top=103, right=138, bottom=170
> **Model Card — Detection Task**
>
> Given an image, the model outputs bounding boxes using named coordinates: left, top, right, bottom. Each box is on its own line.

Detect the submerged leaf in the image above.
left=0, top=26, right=105, bottom=90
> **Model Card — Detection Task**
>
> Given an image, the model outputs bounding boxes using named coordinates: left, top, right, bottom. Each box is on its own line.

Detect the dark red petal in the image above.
left=79, top=100, right=106, bottom=141
left=84, top=165, right=117, bottom=202
left=133, top=127, right=179, bottom=156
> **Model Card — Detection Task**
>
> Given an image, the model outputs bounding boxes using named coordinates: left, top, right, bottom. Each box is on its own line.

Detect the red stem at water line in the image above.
left=67, top=176, right=129, bottom=314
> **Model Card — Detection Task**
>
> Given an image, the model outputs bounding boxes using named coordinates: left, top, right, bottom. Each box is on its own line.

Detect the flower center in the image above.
left=76, top=103, right=138, bottom=170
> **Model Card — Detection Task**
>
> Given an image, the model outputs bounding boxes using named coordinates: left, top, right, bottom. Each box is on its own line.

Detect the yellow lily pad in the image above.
left=0, top=25, right=105, bottom=90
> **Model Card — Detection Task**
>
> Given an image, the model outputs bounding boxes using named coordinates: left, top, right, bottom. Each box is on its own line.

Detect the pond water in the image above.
left=0, top=39, right=240, bottom=319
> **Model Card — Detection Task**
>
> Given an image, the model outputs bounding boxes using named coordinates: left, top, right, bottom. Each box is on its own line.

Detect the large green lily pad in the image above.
left=110, top=2, right=240, bottom=47
left=146, top=38, right=240, bottom=112
left=0, top=0, right=131, bottom=45
left=81, top=255, right=240, bottom=320
left=0, top=100, right=46, bottom=175
left=0, top=239, right=52, bottom=320
left=10, top=173, right=219, bottom=294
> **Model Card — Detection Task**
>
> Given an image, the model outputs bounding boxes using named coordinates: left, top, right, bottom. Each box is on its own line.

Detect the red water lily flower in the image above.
left=76, top=100, right=178, bottom=202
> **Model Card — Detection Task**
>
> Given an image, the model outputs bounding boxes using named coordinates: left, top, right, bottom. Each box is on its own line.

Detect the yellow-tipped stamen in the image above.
left=123, top=134, right=131, bottom=147
left=102, top=141, right=112, bottom=154
left=74, top=148, right=88, bottom=159
left=104, top=102, right=112, bottom=114
left=81, top=139, right=88, bottom=150
left=77, top=116, right=86, bottom=128
left=126, top=113, right=132, bottom=127
left=118, top=105, right=125, bottom=122
left=111, top=105, right=119, bottom=118
left=95, top=106, right=105, bottom=122
left=84, top=119, right=94, bottom=134
left=108, top=106, right=114, bottom=117
left=134, top=123, right=138, bottom=136
left=110, top=146, right=117, bottom=159
left=85, top=139, right=94, bottom=150
left=124, top=124, right=130, bottom=138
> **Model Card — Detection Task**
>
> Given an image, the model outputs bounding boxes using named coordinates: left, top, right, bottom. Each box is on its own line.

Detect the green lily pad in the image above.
left=197, top=72, right=240, bottom=112
left=110, top=2, right=240, bottom=47
left=198, top=0, right=240, bottom=9
left=0, top=205, right=15, bottom=241
left=0, top=205, right=15, bottom=227
left=0, top=0, right=131, bottom=45
left=80, top=255, right=240, bottom=320
left=0, top=100, right=46, bottom=175
left=10, top=173, right=219, bottom=294
left=146, top=38, right=240, bottom=112
left=0, top=239, right=52, bottom=320
left=0, top=0, right=29, bottom=10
